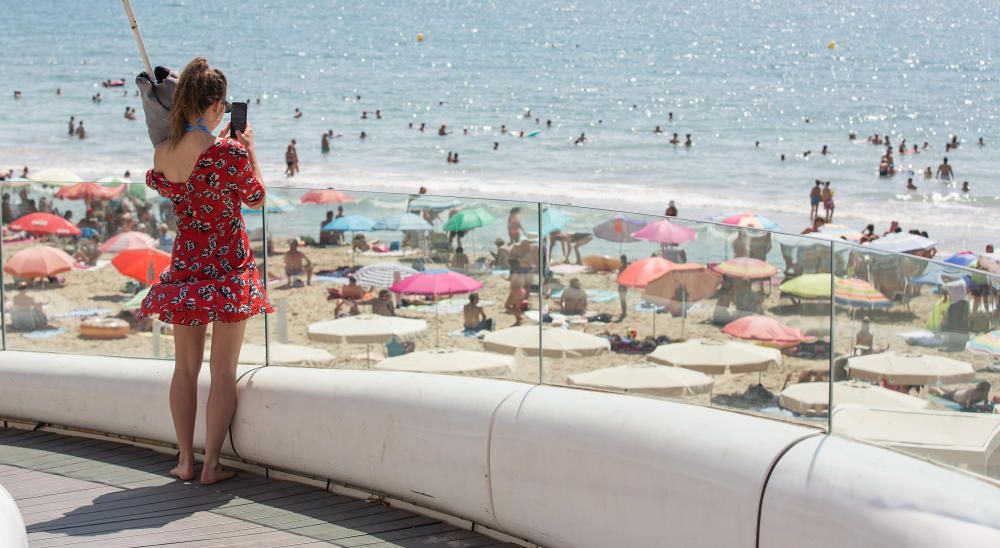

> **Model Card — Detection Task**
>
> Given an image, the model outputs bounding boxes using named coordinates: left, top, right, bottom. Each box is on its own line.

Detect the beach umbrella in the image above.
left=374, top=348, right=513, bottom=376
left=355, top=263, right=418, bottom=288
left=124, top=286, right=150, bottom=310
left=54, top=182, right=126, bottom=201
left=712, top=257, right=778, bottom=280
left=407, top=195, right=462, bottom=212
left=719, top=213, right=778, bottom=230
left=96, top=175, right=130, bottom=186
left=307, top=314, right=427, bottom=360
left=111, top=247, right=171, bottom=284
left=818, top=224, right=863, bottom=242
left=391, top=271, right=483, bottom=343
left=722, top=315, right=809, bottom=344
left=647, top=339, right=781, bottom=374
left=909, top=269, right=971, bottom=287
left=846, top=351, right=976, bottom=385
left=966, top=331, right=1000, bottom=356
left=779, top=273, right=831, bottom=299
left=978, top=253, right=1000, bottom=274
left=8, top=212, right=81, bottom=236
left=592, top=214, right=645, bottom=243
left=28, top=168, right=83, bottom=184
left=642, top=265, right=721, bottom=337
left=540, top=207, right=571, bottom=237
left=243, top=194, right=294, bottom=214
left=868, top=232, right=937, bottom=254
left=321, top=214, right=376, bottom=232
left=299, top=188, right=353, bottom=205
left=482, top=326, right=610, bottom=358
left=834, top=277, right=892, bottom=309
left=2, top=176, right=33, bottom=189
left=942, top=252, right=978, bottom=268
left=616, top=257, right=677, bottom=289
left=99, top=231, right=156, bottom=253
left=239, top=343, right=335, bottom=366
left=374, top=213, right=433, bottom=231
left=779, top=381, right=931, bottom=417
left=4, top=245, right=75, bottom=278
left=631, top=219, right=697, bottom=245
left=442, top=207, right=497, bottom=232
left=567, top=363, right=713, bottom=397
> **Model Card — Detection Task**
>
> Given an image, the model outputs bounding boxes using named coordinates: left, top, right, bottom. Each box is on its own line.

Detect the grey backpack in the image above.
left=135, top=66, right=178, bottom=147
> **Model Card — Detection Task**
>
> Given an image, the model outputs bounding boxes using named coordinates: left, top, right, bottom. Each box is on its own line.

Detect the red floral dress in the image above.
left=140, top=138, right=273, bottom=326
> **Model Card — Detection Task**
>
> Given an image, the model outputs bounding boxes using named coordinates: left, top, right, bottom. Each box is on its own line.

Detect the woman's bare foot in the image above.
left=200, top=463, right=237, bottom=485
left=169, top=459, right=195, bottom=481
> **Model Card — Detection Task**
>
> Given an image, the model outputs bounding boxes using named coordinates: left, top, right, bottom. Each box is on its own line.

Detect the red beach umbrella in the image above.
left=112, top=247, right=171, bottom=284
left=8, top=212, right=81, bottom=236
left=616, top=257, right=678, bottom=289
left=4, top=245, right=76, bottom=278
left=299, top=189, right=354, bottom=205
left=99, top=231, right=157, bottom=253
left=55, top=182, right=126, bottom=201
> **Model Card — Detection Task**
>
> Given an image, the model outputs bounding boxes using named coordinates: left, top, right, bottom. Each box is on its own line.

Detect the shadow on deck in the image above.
left=0, top=428, right=513, bottom=547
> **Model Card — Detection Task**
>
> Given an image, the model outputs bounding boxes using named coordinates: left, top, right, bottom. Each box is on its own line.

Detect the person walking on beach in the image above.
left=822, top=181, right=834, bottom=222
left=507, top=207, right=523, bottom=244
left=139, top=57, right=272, bottom=485
left=617, top=255, right=629, bottom=322
left=936, top=157, right=954, bottom=181
left=809, top=180, right=821, bottom=220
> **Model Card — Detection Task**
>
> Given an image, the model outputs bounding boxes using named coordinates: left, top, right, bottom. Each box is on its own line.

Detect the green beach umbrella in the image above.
left=124, top=286, right=150, bottom=310
left=779, top=273, right=831, bottom=299
left=442, top=207, right=497, bottom=233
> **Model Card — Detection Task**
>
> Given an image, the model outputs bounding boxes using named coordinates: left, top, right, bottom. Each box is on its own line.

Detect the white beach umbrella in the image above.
left=28, top=168, right=83, bottom=184
left=355, top=263, right=418, bottom=289
left=374, top=348, right=513, bottom=376
left=779, top=381, right=931, bottom=417
left=238, top=343, right=336, bottom=367
left=481, top=326, right=610, bottom=358
left=646, top=339, right=781, bottom=374
left=847, top=351, right=975, bottom=385
left=568, top=363, right=713, bottom=397
left=307, top=314, right=427, bottom=344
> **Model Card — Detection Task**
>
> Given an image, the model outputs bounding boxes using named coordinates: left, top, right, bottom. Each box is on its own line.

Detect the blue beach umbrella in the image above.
left=322, top=214, right=377, bottom=232
left=942, top=252, right=978, bottom=268
left=243, top=195, right=295, bottom=215
left=374, top=213, right=433, bottom=231
left=540, top=208, right=571, bottom=237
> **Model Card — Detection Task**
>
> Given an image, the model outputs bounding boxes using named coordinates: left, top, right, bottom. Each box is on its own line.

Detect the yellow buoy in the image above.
left=417, top=33, right=424, bottom=42
left=827, top=40, right=836, bottom=50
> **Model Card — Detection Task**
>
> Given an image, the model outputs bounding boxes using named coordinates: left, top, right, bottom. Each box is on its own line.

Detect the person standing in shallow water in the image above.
left=140, top=57, right=272, bottom=485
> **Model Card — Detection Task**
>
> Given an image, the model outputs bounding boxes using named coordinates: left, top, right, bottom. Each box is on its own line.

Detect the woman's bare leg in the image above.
left=170, top=324, right=207, bottom=480
left=200, top=320, right=246, bottom=485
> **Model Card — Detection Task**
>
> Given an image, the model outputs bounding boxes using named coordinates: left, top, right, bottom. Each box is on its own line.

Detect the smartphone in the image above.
left=229, top=102, right=247, bottom=139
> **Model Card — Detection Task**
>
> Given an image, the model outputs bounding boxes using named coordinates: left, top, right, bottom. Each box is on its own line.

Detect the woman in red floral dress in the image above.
left=140, top=57, right=272, bottom=484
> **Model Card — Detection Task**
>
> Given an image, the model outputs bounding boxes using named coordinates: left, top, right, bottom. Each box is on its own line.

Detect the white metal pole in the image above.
left=122, top=0, right=154, bottom=77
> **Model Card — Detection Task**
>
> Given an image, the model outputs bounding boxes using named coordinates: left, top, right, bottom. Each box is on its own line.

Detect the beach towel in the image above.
left=22, top=327, right=68, bottom=340
left=550, top=263, right=593, bottom=274
left=57, top=307, right=112, bottom=319
left=896, top=330, right=944, bottom=347
left=549, top=288, right=618, bottom=303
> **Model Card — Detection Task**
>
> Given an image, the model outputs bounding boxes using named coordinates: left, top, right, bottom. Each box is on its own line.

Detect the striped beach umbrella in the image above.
left=712, top=257, right=778, bottom=280
left=834, top=277, right=891, bottom=309
left=592, top=214, right=646, bottom=243
left=966, top=331, right=1000, bottom=356
left=355, top=263, right=418, bottom=289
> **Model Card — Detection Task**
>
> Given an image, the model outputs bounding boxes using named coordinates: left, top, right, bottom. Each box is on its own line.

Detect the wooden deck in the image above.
left=0, top=428, right=514, bottom=547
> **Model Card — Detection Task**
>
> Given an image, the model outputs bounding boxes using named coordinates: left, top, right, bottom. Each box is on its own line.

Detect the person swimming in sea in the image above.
left=493, top=142, right=499, bottom=150
left=438, top=124, right=449, bottom=136
left=654, top=125, right=663, bottom=134
left=906, top=178, right=917, bottom=191
left=360, top=131, right=367, bottom=140
left=293, top=108, right=302, bottom=119
left=574, top=132, right=587, bottom=145
left=669, top=133, right=680, bottom=145
left=321, top=133, right=330, bottom=153
left=936, top=157, right=954, bottom=180
left=961, top=181, right=970, bottom=193
left=684, top=134, right=692, bottom=147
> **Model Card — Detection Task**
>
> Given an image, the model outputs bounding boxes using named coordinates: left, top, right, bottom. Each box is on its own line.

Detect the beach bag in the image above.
left=926, top=298, right=947, bottom=331
left=136, top=66, right=179, bottom=147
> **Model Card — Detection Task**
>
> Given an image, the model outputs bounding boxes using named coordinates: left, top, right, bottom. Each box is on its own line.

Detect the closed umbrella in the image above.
left=779, top=381, right=931, bottom=417
left=4, top=245, right=76, bottom=278
left=299, top=188, right=353, bottom=205
left=847, top=351, right=976, bottom=385
left=631, top=219, right=697, bottom=245
left=482, top=326, right=610, bottom=358
left=592, top=214, right=646, bottom=243
left=719, top=213, right=778, bottom=230
left=8, top=212, right=81, bottom=236
left=374, top=348, right=513, bottom=376
left=567, top=363, right=713, bottom=397
left=966, top=331, right=1000, bottom=356
left=616, top=257, right=677, bottom=289
left=111, top=247, right=171, bottom=284
left=55, top=182, right=126, bottom=201
left=99, top=231, right=156, bottom=253
left=355, top=263, right=418, bottom=289
left=28, top=168, right=83, bottom=184
left=712, top=257, right=778, bottom=280
left=391, top=271, right=483, bottom=343
left=722, top=315, right=809, bottom=344
left=442, top=207, right=497, bottom=233
left=374, top=213, right=433, bottom=231
left=647, top=339, right=781, bottom=374
left=307, top=314, right=428, bottom=361
left=239, top=343, right=335, bottom=366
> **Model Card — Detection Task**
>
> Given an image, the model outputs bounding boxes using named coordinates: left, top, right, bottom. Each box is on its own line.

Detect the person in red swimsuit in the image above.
left=140, top=57, right=272, bottom=485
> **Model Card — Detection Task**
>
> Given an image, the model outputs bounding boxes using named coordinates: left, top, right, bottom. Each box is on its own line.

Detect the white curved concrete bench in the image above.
left=0, top=351, right=997, bottom=547
left=0, top=482, right=27, bottom=548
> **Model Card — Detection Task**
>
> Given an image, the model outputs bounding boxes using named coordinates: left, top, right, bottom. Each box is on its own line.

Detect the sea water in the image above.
left=1, top=0, right=998, bottom=250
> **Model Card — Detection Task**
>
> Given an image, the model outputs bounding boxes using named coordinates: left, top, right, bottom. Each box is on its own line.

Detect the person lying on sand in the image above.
left=930, top=381, right=991, bottom=410
left=283, top=240, right=313, bottom=286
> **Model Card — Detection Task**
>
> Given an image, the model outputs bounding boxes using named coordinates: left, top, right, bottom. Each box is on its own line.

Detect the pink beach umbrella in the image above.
left=722, top=315, right=809, bottom=345
left=299, top=188, right=354, bottom=205
left=99, top=231, right=157, bottom=253
left=631, top=219, right=697, bottom=245
left=391, top=271, right=484, bottom=343
left=719, top=213, right=779, bottom=230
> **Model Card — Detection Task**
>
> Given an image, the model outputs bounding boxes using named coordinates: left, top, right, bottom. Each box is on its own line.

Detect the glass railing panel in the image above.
left=830, top=240, right=1000, bottom=480
left=264, top=187, right=541, bottom=383
left=534, top=204, right=832, bottom=424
